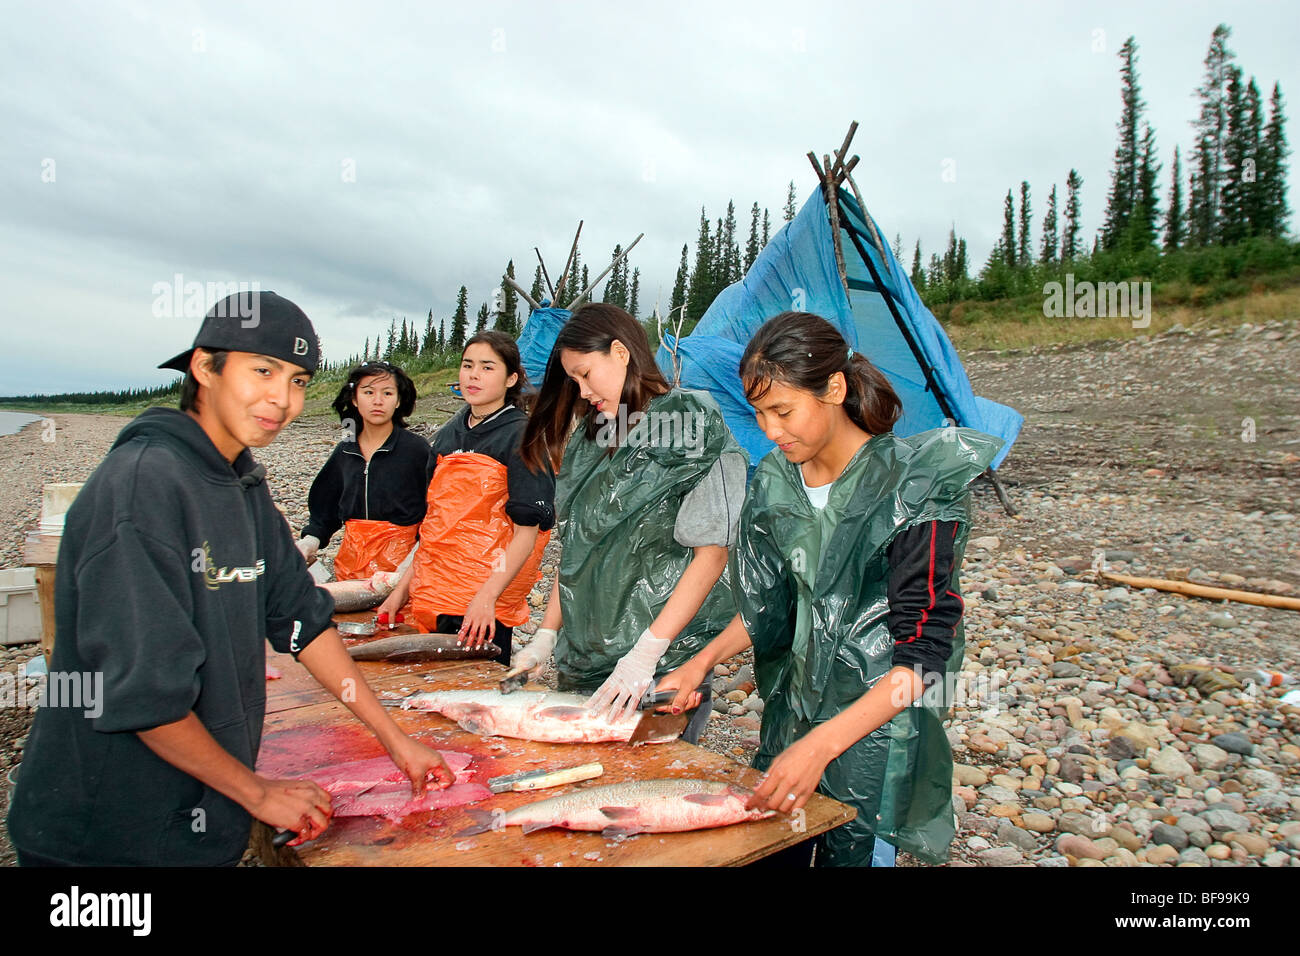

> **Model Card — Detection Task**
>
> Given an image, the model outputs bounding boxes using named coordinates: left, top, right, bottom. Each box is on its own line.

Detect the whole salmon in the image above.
left=320, top=570, right=402, bottom=612
left=401, top=690, right=673, bottom=744
left=458, top=779, right=774, bottom=836
left=347, top=634, right=501, bottom=663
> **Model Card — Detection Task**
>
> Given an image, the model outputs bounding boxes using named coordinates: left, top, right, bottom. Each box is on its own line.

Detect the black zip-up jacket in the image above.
left=6, top=408, right=335, bottom=866
left=302, top=426, right=429, bottom=544
left=428, top=405, right=555, bottom=530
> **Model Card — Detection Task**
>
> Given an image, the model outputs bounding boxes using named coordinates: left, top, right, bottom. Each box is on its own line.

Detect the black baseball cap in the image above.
left=158, top=290, right=321, bottom=374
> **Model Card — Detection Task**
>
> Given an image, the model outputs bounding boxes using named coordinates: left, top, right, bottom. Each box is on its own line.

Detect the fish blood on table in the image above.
left=459, top=779, right=774, bottom=837
left=402, top=690, right=674, bottom=744
left=305, top=751, right=490, bottom=822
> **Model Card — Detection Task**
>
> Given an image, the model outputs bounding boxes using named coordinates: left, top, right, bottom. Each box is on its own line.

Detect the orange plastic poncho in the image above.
left=408, top=452, right=549, bottom=630
left=332, top=519, right=420, bottom=581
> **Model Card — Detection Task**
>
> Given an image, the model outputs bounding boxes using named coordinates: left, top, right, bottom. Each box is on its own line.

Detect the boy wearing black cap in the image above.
left=7, top=291, right=453, bottom=866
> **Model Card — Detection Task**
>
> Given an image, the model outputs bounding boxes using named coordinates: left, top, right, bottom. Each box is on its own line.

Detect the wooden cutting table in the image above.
left=255, top=613, right=855, bottom=866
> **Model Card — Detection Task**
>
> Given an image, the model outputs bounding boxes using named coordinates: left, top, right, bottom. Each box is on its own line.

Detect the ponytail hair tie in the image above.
left=847, top=346, right=853, bottom=360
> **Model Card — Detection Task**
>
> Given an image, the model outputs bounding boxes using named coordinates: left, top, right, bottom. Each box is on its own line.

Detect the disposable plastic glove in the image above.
left=510, top=627, right=558, bottom=678
left=296, top=535, right=320, bottom=565
left=587, top=628, right=672, bottom=724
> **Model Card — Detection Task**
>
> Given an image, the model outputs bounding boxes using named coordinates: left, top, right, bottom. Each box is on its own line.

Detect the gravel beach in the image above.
left=2, top=317, right=1298, bottom=867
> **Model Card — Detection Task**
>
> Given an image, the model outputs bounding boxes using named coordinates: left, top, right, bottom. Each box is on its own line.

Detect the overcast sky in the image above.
left=2, top=0, right=1296, bottom=395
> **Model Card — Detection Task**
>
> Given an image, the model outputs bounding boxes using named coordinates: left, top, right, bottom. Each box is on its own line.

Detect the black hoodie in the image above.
left=7, top=408, right=335, bottom=866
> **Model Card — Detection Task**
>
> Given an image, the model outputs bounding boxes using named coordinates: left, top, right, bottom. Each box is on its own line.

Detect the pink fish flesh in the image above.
left=459, top=779, right=774, bottom=837
left=304, top=751, right=490, bottom=821
left=402, top=690, right=670, bottom=744
left=265, top=663, right=283, bottom=680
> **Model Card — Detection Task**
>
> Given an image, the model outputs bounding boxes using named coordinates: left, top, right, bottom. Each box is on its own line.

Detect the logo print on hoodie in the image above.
left=197, top=541, right=265, bottom=591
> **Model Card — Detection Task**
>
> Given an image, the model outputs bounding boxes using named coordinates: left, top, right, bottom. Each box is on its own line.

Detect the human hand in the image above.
left=247, top=776, right=332, bottom=846
left=458, top=589, right=497, bottom=649
left=654, top=660, right=708, bottom=714
left=386, top=737, right=455, bottom=797
left=587, top=628, right=672, bottom=724
left=745, top=732, right=836, bottom=814
left=296, top=535, right=321, bottom=566
left=508, top=626, right=557, bottom=680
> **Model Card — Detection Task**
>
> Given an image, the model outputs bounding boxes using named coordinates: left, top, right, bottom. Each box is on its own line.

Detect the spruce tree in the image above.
left=670, top=243, right=690, bottom=317
left=1040, top=184, right=1059, bottom=263
left=1259, top=82, right=1290, bottom=238
left=892, top=232, right=903, bottom=262
left=762, top=208, right=771, bottom=246
left=1102, top=36, right=1144, bottom=250
left=363, top=336, right=370, bottom=362
left=1127, top=124, right=1162, bottom=250
left=398, top=318, right=409, bottom=355
left=956, top=238, right=968, bottom=281
left=783, top=181, right=797, bottom=222
left=1219, top=66, right=1250, bottom=244
left=1001, top=190, right=1017, bottom=267
left=385, top=319, right=397, bottom=358
left=1061, top=170, right=1084, bottom=262
left=1188, top=24, right=1235, bottom=245
left=686, top=208, right=714, bottom=321
left=722, top=200, right=740, bottom=285
left=910, top=241, right=926, bottom=291
left=1240, top=78, right=1267, bottom=237
left=423, top=310, right=436, bottom=354
left=1017, top=181, right=1032, bottom=267
left=602, top=244, right=627, bottom=308
left=449, top=286, right=469, bottom=352
left=529, top=265, right=544, bottom=305
left=475, top=302, right=488, bottom=333
left=628, top=268, right=640, bottom=320
left=1164, top=146, right=1186, bottom=250
left=744, top=202, right=761, bottom=271
left=927, top=252, right=943, bottom=289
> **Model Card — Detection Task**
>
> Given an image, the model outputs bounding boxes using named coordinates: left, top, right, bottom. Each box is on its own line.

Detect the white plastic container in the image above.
left=0, top=567, right=41, bottom=646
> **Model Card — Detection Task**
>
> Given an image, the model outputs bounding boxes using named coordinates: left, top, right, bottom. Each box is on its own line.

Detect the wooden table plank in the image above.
left=255, top=667, right=856, bottom=867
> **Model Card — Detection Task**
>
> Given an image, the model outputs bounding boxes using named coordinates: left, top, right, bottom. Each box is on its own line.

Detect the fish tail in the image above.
left=454, top=809, right=497, bottom=837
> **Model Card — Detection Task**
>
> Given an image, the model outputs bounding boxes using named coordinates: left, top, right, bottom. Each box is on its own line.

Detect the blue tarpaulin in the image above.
left=655, top=188, right=1022, bottom=470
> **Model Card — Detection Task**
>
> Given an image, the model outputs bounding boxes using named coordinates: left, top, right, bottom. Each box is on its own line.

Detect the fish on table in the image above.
left=401, top=690, right=672, bottom=744
left=320, top=571, right=402, bottom=613
left=346, top=633, right=501, bottom=663
left=459, top=779, right=775, bottom=837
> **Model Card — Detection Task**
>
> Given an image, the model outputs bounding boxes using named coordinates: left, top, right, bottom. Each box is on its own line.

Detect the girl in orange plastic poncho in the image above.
left=298, top=362, right=428, bottom=581
left=378, top=332, right=555, bottom=665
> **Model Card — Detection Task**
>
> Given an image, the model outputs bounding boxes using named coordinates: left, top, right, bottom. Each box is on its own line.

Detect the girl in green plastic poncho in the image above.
left=658, top=312, right=1002, bottom=866
left=511, top=304, right=746, bottom=740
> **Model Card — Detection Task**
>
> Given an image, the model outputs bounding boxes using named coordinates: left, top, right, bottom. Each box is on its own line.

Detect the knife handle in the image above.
left=639, top=681, right=710, bottom=710
left=513, top=762, right=604, bottom=791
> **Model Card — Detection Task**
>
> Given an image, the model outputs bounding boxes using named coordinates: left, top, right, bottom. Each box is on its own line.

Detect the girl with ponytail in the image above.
left=657, top=311, right=1004, bottom=867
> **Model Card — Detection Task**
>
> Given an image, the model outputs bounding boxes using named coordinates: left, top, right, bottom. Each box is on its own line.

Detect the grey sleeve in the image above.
left=673, top=452, right=746, bottom=548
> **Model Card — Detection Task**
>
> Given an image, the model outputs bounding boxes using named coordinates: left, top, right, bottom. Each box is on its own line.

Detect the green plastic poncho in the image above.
left=735, top=426, right=1003, bottom=866
left=554, top=389, right=745, bottom=692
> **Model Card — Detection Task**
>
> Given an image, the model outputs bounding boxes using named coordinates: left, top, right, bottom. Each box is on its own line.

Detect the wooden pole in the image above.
left=1099, top=571, right=1300, bottom=611
left=822, top=152, right=849, bottom=296
left=565, top=233, right=644, bottom=310
left=553, top=221, right=584, bottom=305
left=534, top=248, right=556, bottom=300
left=503, top=275, right=541, bottom=313
left=829, top=121, right=859, bottom=180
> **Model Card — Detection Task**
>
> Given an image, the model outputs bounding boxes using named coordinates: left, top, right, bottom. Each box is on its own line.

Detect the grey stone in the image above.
left=1198, top=808, right=1251, bottom=833
left=1058, top=755, right=1086, bottom=784
left=997, top=821, right=1040, bottom=853
left=1192, top=744, right=1231, bottom=771
left=1058, top=810, right=1106, bottom=837
left=1212, top=733, right=1253, bottom=755
left=1150, top=747, right=1194, bottom=778
left=1151, top=822, right=1189, bottom=850
left=1051, top=662, right=1083, bottom=679
left=1178, top=847, right=1211, bottom=866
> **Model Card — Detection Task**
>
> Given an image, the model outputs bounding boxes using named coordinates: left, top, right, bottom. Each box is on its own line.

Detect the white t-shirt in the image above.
left=800, top=466, right=831, bottom=511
